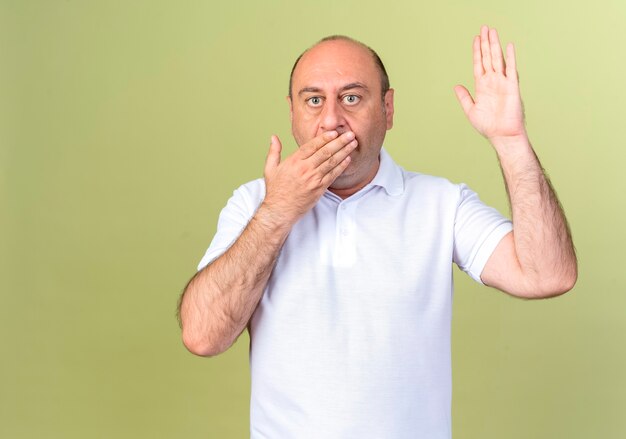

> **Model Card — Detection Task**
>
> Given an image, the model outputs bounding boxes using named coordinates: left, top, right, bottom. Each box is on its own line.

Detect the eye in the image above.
left=342, top=94, right=360, bottom=105
left=306, top=96, right=323, bottom=107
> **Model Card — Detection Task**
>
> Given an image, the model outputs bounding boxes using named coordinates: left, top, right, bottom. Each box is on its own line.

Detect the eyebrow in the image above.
left=297, top=82, right=369, bottom=97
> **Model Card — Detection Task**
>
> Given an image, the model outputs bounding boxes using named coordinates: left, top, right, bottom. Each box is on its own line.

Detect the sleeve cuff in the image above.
left=466, top=221, right=513, bottom=284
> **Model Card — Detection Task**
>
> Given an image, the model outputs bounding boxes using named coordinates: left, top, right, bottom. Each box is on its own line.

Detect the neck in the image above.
left=328, top=184, right=367, bottom=199
left=328, top=158, right=380, bottom=199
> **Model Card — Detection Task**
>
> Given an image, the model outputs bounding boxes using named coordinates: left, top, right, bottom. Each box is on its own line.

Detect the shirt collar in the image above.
left=323, top=147, right=405, bottom=202
left=368, top=147, right=405, bottom=196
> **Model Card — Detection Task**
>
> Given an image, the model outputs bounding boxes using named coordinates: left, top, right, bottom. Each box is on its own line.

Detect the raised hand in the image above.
left=451, top=27, right=578, bottom=299
left=262, top=130, right=357, bottom=225
left=454, top=26, right=526, bottom=143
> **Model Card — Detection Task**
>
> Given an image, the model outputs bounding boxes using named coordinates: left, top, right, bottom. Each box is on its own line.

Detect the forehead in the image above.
left=292, top=40, right=380, bottom=93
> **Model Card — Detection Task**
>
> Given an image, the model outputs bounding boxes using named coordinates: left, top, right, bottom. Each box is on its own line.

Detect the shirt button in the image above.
left=342, top=229, right=348, bottom=236
left=341, top=205, right=347, bottom=210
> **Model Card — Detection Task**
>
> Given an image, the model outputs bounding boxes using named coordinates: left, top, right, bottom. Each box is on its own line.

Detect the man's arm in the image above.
left=179, top=131, right=358, bottom=356
left=454, top=25, right=577, bottom=298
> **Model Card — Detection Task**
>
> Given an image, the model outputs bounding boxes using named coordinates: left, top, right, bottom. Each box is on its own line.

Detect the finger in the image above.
left=472, top=35, right=483, bottom=78
left=310, top=131, right=356, bottom=168
left=298, top=130, right=338, bottom=159
left=505, top=42, right=518, bottom=81
left=318, top=138, right=358, bottom=175
left=453, top=85, right=474, bottom=116
left=321, top=155, right=351, bottom=187
left=489, top=28, right=505, bottom=73
left=264, top=135, right=282, bottom=176
left=480, top=25, right=493, bottom=73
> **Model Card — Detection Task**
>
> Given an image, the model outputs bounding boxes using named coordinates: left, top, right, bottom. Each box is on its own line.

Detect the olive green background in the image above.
left=2, top=0, right=624, bottom=438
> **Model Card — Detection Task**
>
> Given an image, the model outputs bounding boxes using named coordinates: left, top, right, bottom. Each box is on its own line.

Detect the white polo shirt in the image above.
left=198, top=148, right=512, bottom=439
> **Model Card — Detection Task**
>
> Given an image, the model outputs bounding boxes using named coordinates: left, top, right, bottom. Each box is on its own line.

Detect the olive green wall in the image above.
left=2, top=1, right=624, bottom=437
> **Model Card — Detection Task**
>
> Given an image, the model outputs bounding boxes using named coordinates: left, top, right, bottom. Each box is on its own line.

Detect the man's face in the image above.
left=288, top=39, right=394, bottom=195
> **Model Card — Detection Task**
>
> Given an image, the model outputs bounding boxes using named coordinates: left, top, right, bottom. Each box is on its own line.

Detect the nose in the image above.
left=320, top=100, right=347, bottom=134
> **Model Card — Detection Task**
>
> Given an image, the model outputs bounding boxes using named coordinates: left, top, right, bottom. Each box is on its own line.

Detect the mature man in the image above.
left=178, top=26, right=577, bottom=438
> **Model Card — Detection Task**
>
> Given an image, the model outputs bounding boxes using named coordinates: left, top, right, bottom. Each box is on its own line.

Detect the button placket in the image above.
left=334, top=201, right=357, bottom=267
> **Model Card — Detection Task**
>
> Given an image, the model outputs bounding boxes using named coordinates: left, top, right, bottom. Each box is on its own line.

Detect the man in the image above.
left=178, top=26, right=577, bottom=438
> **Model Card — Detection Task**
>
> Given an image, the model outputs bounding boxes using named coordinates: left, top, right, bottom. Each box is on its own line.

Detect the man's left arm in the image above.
left=454, top=25, right=577, bottom=298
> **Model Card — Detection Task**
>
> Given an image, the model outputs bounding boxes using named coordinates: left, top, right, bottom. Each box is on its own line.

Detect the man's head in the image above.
left=287, top=36, right=395, bottom=196
left=288, top=36, right=390, bottom=101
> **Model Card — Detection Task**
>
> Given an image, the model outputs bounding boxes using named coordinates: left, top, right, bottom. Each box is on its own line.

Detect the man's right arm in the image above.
left=179, top=130, right=357, bottom=356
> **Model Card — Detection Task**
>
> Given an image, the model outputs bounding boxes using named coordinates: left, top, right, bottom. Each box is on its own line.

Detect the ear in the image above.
left=384, top=89, right=395, bottom=130
left=286, top=95, right=293, bottom=123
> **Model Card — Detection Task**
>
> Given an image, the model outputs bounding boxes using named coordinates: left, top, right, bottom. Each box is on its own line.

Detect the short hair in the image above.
left=288, top=35, right=390, bottom=100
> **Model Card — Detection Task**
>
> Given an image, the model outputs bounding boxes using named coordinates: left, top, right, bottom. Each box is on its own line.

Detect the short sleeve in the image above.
left=453, top=184, right=512, bottom=284
left=197, top=179, right=266, bottom=271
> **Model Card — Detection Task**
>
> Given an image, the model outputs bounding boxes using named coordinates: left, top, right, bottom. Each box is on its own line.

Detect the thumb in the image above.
left=453, top=85, right=474, bottom=116
left=264, top=134, right=282, bottom=176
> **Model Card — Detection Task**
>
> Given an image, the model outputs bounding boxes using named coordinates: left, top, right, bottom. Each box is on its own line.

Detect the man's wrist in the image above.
left=254, top=201, right=297, bottom=237
left=488, top=133, right=534, bottom=161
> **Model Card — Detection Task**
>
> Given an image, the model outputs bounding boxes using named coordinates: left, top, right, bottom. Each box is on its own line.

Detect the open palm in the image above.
left=455, top=26, right=526, bottom=142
